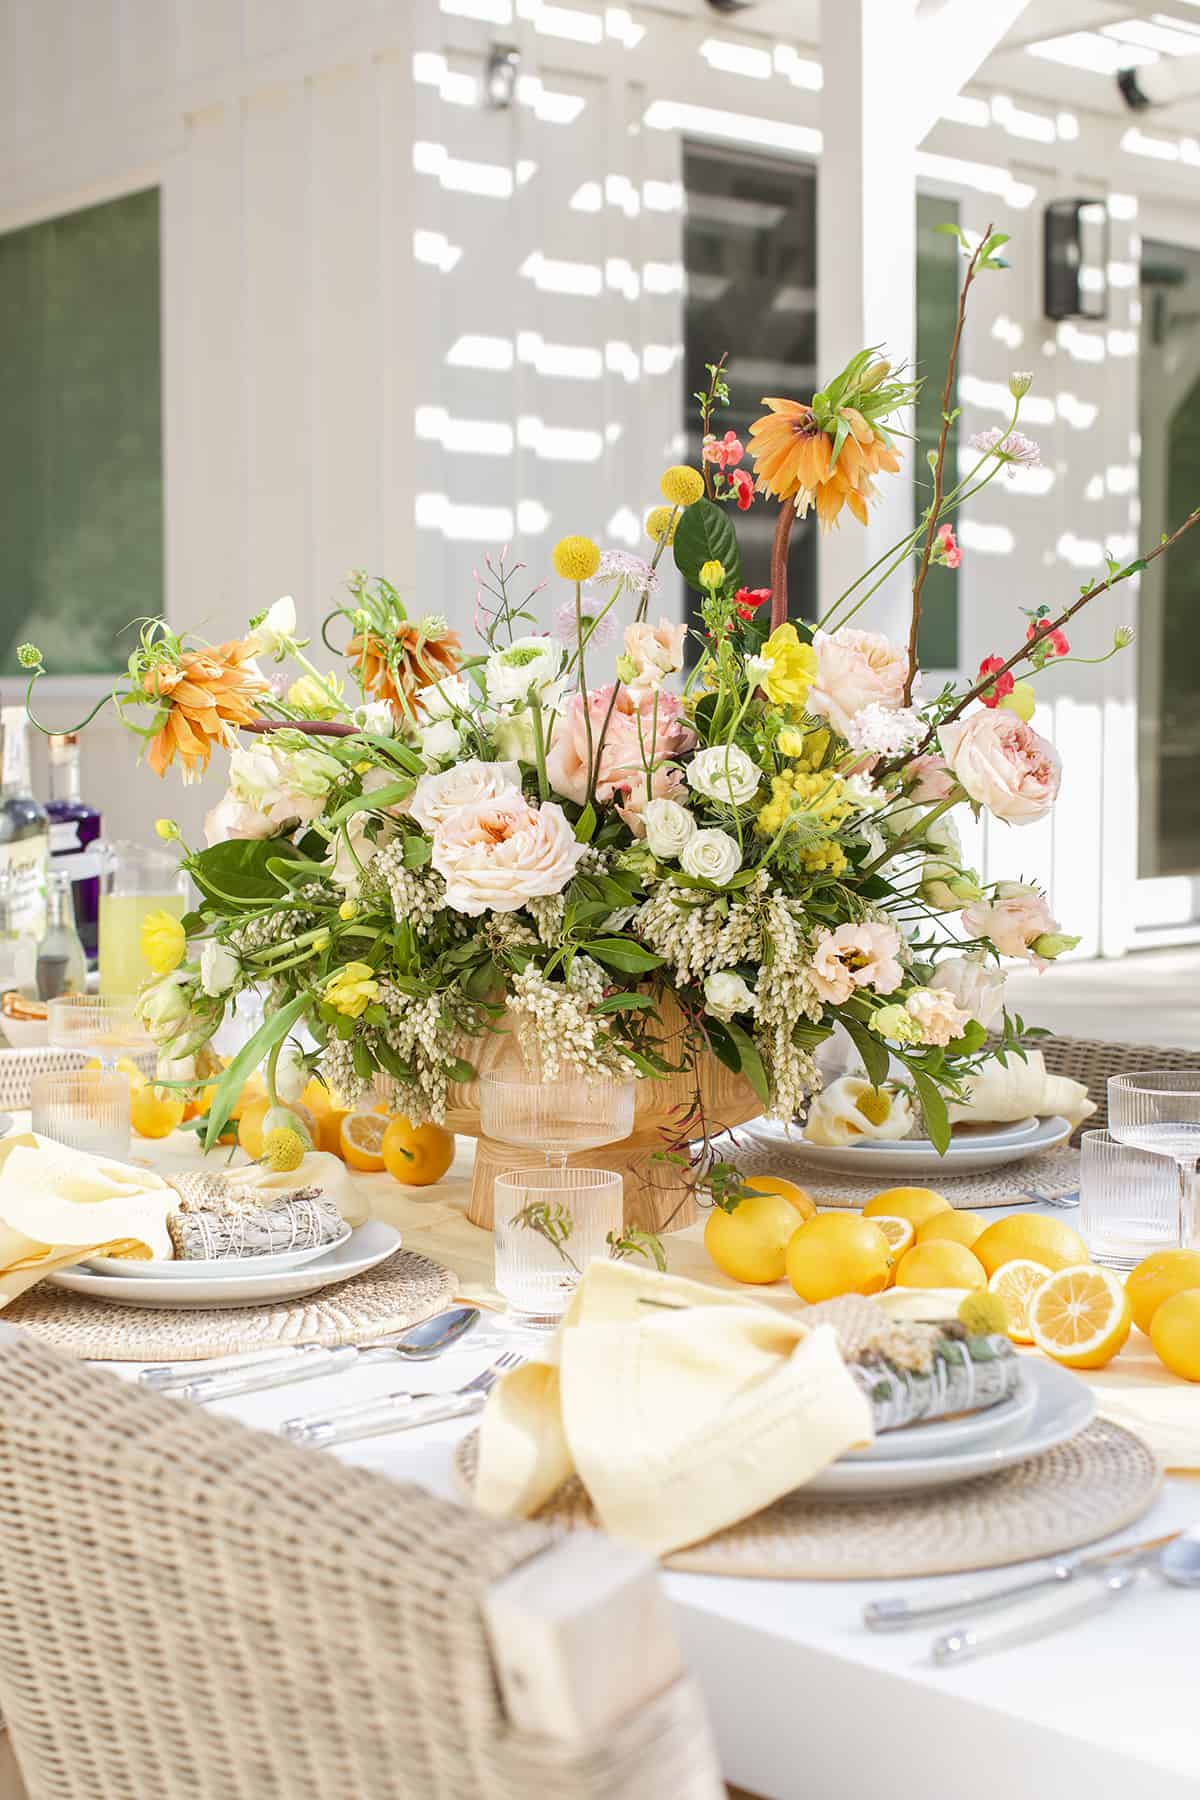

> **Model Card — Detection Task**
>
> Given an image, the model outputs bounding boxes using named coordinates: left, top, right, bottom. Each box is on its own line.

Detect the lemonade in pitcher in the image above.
left=98, top=842, right=188, bottom=995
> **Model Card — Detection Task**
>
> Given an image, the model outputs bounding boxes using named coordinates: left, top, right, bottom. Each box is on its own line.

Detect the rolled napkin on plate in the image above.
left=0, top=1132, right=176, bottom=1306
left=945, top=1049, right=1095, bottom=1131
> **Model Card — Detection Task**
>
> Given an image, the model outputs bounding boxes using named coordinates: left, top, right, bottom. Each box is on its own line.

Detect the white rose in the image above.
left=686, top=744, right=761, bottom=807
left=642, top=797, right=696, bottom=861
left=432, top=794, right=587, bottom=916
left=417, top=718, right=462, bottom=765
left=704, top=969, right=757, bottom=1021
left=417, top=673, right=471, bottom=720
left=351, top=699, right=397, bottom=736
left=274, top=1041, right=308, bottom=1104
left=930, top=954, right=1006, bottom=1030
left=485, top=635, right=564, bottom=707
left=199, top=940, right=240, bottom=998
left=409, top=758, right=522, bottom=834
left=249, top=594, right=297, bottom=659
left=680, top=827, right=741, bottom=886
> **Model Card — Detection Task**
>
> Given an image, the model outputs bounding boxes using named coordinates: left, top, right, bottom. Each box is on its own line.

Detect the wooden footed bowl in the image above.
left=443, top=1000, right=761, bottom=1234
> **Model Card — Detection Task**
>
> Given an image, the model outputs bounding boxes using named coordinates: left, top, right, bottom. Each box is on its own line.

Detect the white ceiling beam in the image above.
left=909, top=0, right=1037, bottom=141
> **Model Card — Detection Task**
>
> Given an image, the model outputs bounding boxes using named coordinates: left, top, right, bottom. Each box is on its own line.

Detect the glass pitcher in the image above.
left=98, top=841, right=188, bottom=995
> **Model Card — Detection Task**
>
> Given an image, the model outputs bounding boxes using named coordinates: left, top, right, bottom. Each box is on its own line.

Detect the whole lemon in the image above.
left=129, top=1082, right=186, bottom=1140
left=381, top=1116, right=455, bottom=1186
left=917, top=1209, right=986, bottom=1249
left=704, top=1191, right=802, bottom=1284
left=863, top=1188, right=951, bottom=1229
left=893, top=1241, right=987, bottom=1292
left=1125, top=1250, right=1200, bottom=1336
left=1150, top=1290, right=1200, bottom=1382
left=742, top=1174, right=818, bottom=1222
left=785, top=1214, right=891, bottom=1302
left=972, top=1214, right=1088, bottom=1278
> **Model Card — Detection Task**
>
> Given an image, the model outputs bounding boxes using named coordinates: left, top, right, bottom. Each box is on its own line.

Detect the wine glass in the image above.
left=1108, top=1071, right=1200, bottom=1249
left=47, top=995, right=152, bottom=1072
left=479, top=1069, right=635, bottom=1170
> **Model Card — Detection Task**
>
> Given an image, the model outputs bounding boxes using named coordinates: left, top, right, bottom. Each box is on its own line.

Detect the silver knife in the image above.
left=864, top=1530, right=1180, bottom=1631
left=931, top=1562, right=1144, bottom=1666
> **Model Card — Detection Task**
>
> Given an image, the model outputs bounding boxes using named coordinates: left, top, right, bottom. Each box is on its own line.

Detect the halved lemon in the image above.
left=1028, top=1264, right=1132, bottom=1369
left=340, top=1110, right=388, bottom=1172
left=987, top=1259, right=1050, bottom=1345
left=868, top=1214, right=915, bottom=1262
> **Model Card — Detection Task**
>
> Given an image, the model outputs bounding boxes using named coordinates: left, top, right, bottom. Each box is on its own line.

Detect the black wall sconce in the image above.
left=1044, top=198, right=1110, bottom=322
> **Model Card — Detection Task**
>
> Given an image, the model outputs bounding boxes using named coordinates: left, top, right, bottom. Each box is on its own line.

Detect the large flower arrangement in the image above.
left=22, top=226, right=1199, bottom=1210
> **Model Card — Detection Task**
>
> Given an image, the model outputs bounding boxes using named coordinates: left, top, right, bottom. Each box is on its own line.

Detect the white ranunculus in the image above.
left=249, top=594, right=297, bottom=659
left=930, top=954, right=1006, bottom=1030
left=704, top=969, right=757, bottom=1021
left=204, top=741, right=344, bottom=848
left=274, top=1041, right=309, bottom=1104
left=485, top=635, right=564, bottom=708
left=417, top=673, right=472, bottom=720
left=642, top=797, right=696, bottom=861
left=680, top=827, right=742, bottom=886
left=686, top=744, right=761, bottom=808
left=417, top=718, right=462, bottom=765
left=409, top=758, right=523, bottom=834
left=487, top=705, right=542, bottom=764
left=135, top=973, right=190, bottom=1039
left=199, top=940, right=240, bottom=998
left=351, top=699, right=398, bottom=736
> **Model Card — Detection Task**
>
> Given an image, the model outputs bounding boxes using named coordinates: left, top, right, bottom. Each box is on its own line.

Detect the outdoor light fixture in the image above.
left=1117, top=52, right=1200, bottom=110
left=705, top=0, right=759, bottom=12
left=486, top=43, right=519, bottom=109
left=1043, top=199, right=1110, bottom=322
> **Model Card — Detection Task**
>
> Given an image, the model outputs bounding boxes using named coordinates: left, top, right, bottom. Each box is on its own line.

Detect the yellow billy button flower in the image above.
left=323, top=961, right=380, bottom=1019
left=551, top=536, right=601, bottom=582
left=698, top=560, right=725, bottom=590
left=659, top=465, right=705, bottom=507
left=154, top=818, right=180, bottom=843
left=261, top=1126, right=306, bottom=1173
left=645, top=506, right=678, bottom=546
left=759, top=623, right=818, bottom=709
left=140, top=909, right=186, bottom=976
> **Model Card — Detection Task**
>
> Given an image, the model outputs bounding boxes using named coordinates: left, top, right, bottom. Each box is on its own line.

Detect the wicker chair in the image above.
left=1037, top=1035, right=1200, bottom=1140
left=0, top=1332, right=723, bottom=1800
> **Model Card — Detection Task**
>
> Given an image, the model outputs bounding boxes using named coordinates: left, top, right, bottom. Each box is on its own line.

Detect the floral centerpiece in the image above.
left=21, top=225, right=1199, bottom=1232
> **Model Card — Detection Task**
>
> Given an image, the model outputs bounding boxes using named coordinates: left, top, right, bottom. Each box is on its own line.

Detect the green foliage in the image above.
left=672, top=498, right=742, bottom=595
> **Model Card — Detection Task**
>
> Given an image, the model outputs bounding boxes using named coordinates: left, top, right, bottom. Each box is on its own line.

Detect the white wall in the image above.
left=2, top=0, right=1197, bottom=953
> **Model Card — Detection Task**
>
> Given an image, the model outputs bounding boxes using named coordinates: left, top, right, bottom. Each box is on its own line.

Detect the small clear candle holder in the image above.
left=31, top=1070, right=132, bottom=1162
left=1079, top=1128, right=1179, bottom=1269
left=493, top=1166, right=623, bottom=1330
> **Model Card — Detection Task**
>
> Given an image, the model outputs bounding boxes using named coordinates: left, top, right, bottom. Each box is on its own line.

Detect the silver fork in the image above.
left=279, top=1351, right=524, bottom=1451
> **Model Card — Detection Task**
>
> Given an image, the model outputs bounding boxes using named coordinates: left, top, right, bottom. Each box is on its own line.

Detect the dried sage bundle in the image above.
left=165, top=1178, right=345, bottom=1262
left=848, top=1322, right=1021, bottom=1434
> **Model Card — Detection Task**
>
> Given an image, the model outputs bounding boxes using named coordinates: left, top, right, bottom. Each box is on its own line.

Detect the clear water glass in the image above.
left=1108, top=1071, right=1200, bottom=1249
left=47, top=994, right=150, bottom=1069
left=480, top=1071, right=635, bottom=1168
left=1079, top=1129, right=1179, bottom=1268
left=493, top=1166, right=623, bottom=1329
left=32, top=1070, right=131, bottom=1161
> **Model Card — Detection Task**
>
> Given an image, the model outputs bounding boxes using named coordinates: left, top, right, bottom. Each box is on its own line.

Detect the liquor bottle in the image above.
left=36, top=869, right=88, bottom=1000
left=46, top=732, right=101, bottom=964
left=0, top=707, right=49, bottom=941
left=0, top=868, right=37, bottom=999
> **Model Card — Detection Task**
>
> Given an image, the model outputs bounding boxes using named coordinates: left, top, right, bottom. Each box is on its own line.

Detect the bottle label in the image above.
left=0, top=835, right=49, bottom=940
left=50, top=821, right=81, bottom=853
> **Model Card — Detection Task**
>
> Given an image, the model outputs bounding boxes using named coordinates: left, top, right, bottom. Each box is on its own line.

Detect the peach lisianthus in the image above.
left=615, top=763, right=688, bottom=837
left=807, top=627, right=908, bottom=738
left=940, top=709, right=1061, bottom=825
left=811, top=921, right=904, bottom=1006
left=905, top=987, right=972, bottom=1047
left=621, top=617, right=687, bottom=697
left=961, top=883, right=1058, bottom=964
left=546, top=685, right=694, bottom=806
left=430, top=793, right=587, bottom=916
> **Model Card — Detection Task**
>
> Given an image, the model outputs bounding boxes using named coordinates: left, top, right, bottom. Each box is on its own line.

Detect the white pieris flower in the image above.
left=843, top=704, right=924, bottom=759
left=686, top=744, right=761, bottom=807
left=680, top=827, right=741, bottom=886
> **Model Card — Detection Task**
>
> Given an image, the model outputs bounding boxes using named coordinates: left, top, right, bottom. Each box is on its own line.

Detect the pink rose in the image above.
left=546, top=684, right=694, bottom=806
left=431, top=793, right=586, bottom=916
left=904, top=752, right=955, bottom=804
left=615, top=763, right=687, bottom=837
left=622, top=617, right=687, bottom=696
left=811, top=921, right=904, bottom=1006
left=939, top=709, right=1060, bottom=825
left=808, top=627, right=908, bottom=737
left=905, top=987, right=972, bottom=1047
left=961, top=882, right=1057, bottom=963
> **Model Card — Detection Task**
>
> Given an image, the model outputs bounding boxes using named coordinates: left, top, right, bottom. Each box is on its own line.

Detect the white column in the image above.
left=817, top=0, right=918, bottom=638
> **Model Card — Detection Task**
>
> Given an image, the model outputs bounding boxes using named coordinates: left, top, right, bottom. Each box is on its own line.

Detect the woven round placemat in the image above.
left=720, top=1138, right=1081, bottom=1211
left=453, top=1420, right=1160, bottom=1580
left=5, top=1250, right=458, bottom=1362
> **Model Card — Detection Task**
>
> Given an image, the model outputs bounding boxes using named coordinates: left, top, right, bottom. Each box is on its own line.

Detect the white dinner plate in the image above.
left=49, top=1220, right=401, bottom=1308
left=802, top=1360, right=1093, bottom=1497
left=81, top=1226, right=353, bottom=1279
left=749, top=1113, right=1073, bottom=1177
left=841, top=1369, right=1037, bottom=1462
left=0, top=1113, right=12, bottom=1139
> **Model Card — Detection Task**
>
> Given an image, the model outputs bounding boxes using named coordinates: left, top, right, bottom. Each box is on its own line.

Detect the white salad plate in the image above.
left=0, top=1113, right=12, bottom=1139
left=82, top=1226, right=353, bottom=1280
left=50, top=1220, right=400, bottom=1309
left=749, top=1112, right=1073, bottom=1176
left=841, top=1369, right=1037, bottom=1463
left=804, top=1361, right=1094, bottom=1497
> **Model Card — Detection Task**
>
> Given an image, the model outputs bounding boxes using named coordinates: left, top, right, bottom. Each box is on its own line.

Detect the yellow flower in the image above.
left=645, top=506, right=679, bottom=546
left=552, top=536, right=601, bottom=581
left=262, top=1127, right=306, bottom=1173
left=776, top=729, right=807, bottom=758
left=659, top=465, right=705, bottom=507
left=140, top=909, right=186, bottom=976
left=154, top=818, right=180, bottom=842
left=698, top=560, right=725, bottom=590
left=800, top=839, right=848, bottom=875
left=323, top=961, right=380, bottom=1019
left=760, top=623, right=818, bottom=708
left=354, top=760, right=372, bottom=775
left=287, top=672, right=344, bottom=718
left=755, top=769, right=852, bottom=838
left=338, top=899, right=359, bottom=921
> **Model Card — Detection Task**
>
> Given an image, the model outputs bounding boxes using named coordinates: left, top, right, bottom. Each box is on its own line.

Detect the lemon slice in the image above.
left=1028, top=1263, right=1132, bottom=1369
left=340, top=1110, right=388, bottom=1172
left=868, top=1214, right=915, bottom=1261
left=988, top=1259, right=1050, bottom=1345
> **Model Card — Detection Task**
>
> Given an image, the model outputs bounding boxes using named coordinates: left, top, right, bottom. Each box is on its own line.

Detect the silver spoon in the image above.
left=1161, top=1527, right=1200, bottom=1588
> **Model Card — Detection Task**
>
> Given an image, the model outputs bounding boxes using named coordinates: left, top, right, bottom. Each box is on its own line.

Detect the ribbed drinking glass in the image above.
left=32, top=1070, right=131, bottom=1161
left=1079, top=1128, right=1178, bottom=1268
left=493, top=1166, right=623, bottom=1328
left=1108, top=1071, right=1200, bottom=1249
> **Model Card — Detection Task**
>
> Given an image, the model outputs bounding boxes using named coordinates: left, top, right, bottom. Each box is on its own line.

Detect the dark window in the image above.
left=914, top=193, right=961, bottom=669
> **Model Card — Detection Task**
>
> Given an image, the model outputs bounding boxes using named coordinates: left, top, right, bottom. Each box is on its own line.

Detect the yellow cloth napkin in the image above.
left=946, top=1050, right=1096, bottom=1132
left=474, top=1259, right=872, bottom=1555
left=0, top=1132, right=176, bottom=1306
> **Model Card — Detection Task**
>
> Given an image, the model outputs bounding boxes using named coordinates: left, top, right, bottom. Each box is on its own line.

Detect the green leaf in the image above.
left=587, top=938, right=666, bottom=974
left=574, top=801, right=597, bottom=844
left=703, top=1016, right=742, bottom=1075
left=352, top=1039, right=375, bottom=1080
left=445, top=1057, right=477, bottom=1083
left=672, top=497, right=743, bottom=595
left=403, top=835, right=432, bottom=868
left=912, top=1069, right=951, bottom=1155
left=840, top=1012, right=891, bottom=1089
left=593, top=992, right=656, bottom=1014
left=326, top=780, right=415, bottom=828
left=374, top=1039, right=413, bottom=1082
left=187, top=839, right=304, bottom=914
left=725, top=1020, right=769, bottom=1106
left=202, top=992, right=310, bottom=1150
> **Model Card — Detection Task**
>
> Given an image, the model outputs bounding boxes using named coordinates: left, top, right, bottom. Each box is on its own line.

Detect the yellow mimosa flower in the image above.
left=140, top=909, right=186, bottom=976
left=323, top=962, right=380, bottom=1019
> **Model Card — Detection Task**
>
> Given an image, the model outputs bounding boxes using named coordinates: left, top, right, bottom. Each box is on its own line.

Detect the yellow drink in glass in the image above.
left=99, top=891, right=187, bottom=995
